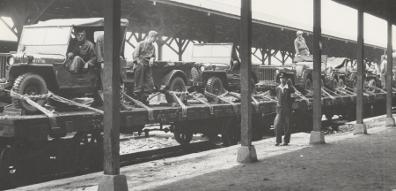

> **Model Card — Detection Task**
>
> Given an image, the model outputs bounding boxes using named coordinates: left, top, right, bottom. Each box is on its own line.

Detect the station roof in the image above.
left=0, top=0, right=387, bottom=60
left=333, top=0, right=396, bottom=25
left=29, top=18, right=129, bottom=28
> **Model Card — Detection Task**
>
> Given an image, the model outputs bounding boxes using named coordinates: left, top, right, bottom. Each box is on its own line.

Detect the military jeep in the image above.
left=191, top=43, right=295, bottom=96
left=0, top=18, right=129, bottom=112
left=325, top=57, right=381, bottom=92
left=123, top=60, right=197, bottom=103
left=288, top=55, right=334, bottom=93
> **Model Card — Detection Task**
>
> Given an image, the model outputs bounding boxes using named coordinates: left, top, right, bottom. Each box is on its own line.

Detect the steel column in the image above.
left=386, top=15, right=395, bottom=127
left=309, top=0, right=325, bottom=144
left=353, top=6, right=367, bottom=134
left=237, top=0, right=257, bottom=163
left=98, top=0, right=128, bottom=190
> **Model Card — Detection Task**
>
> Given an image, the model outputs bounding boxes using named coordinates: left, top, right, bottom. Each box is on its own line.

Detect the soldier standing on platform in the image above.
left=274, top=73, right=295, bottom=146
left=132, top=30, right=158, bottom=104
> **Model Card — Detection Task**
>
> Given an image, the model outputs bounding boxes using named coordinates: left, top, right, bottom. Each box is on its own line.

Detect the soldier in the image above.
left=274, top=73, right=295, bottom=146
left=132, top=30, right=158, bottom=103
left=67, top=29, right=97, bottom=73
left=294, top=30, right=312, bottom=62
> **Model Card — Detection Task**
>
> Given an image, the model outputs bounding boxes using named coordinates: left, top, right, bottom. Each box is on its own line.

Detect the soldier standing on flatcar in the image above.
left=132, top=30, right=158, bottom=104
left=274, top=73, right=295, bottom=146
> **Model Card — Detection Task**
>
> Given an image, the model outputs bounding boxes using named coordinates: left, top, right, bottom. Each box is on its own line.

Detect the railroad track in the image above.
left=5, top=140, right=220, bottom=190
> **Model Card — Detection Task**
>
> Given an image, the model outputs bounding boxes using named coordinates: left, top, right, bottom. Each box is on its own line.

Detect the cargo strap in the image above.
left=321, top=87, right=336, bottom=100
left=251, top=96, right=260, bottom=112
left=121, top=92, right=155, bottom=121
left=255, top=91, right=277, bottom=102
left=206, top=91, right=239, bottom=114
left=227, top=92, right=260, bottom=112
left=344, top=87, right=357, bottom=96
left=49, top=92, right=104, bottom=114
left=292, top=88, right=310, bottom=104
left=189, top=93, right=214, bottom=115
left=9, top=90, right=62, bottom=136
left=371, top=86, right=387, bottom=94
left=169, top=91, right=188, bottom=119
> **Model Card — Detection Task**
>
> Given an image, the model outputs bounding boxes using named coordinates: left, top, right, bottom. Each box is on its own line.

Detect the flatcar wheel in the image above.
left=173, top=125, right=193, bottom=146
left=222, top=118, right=240, bottom=146
left=0, top=146, right=17, bottom=188
left=73, top=131, right=103, bottom=170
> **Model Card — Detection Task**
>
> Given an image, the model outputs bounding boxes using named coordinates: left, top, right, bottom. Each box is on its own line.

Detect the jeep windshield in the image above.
left=192, top=43, right=235, bottom=68
left=18, top=26, right=71, bottom=56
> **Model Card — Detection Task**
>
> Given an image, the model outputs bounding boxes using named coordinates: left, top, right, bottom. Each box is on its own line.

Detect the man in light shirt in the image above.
left=274, top=73, right=295, bottom=146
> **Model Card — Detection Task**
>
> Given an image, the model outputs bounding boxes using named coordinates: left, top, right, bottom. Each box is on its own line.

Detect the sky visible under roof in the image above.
left=169, top=0, right=396, bottom=48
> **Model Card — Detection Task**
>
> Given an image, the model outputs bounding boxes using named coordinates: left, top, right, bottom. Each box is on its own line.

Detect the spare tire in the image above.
left=205, top=76, right=226, bottom=96
left=12, top=73, right=48, bottom=113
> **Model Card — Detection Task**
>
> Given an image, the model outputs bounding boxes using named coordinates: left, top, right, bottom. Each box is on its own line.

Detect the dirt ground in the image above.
left=14, top=115, right=396, bottom=191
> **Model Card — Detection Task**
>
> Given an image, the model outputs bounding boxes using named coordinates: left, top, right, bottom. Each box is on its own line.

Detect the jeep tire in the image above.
left=166, top=76, right=186, bottom=104
left=365, top=78, right=378, bottom=93
left=12, top=73, right=48, bottom=113
left=205, top=76, right=225, bottom=96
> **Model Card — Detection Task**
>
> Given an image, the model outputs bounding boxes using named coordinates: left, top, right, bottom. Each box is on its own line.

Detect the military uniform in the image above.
left=68, top=39, right=97, bottom=73
left=274, top=79, right=295, bottom=145
left=132, top=41, right=156, bottom=101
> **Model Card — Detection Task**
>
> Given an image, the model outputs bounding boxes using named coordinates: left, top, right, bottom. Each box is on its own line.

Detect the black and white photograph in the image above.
left=0, top=0, right=396, bottom=190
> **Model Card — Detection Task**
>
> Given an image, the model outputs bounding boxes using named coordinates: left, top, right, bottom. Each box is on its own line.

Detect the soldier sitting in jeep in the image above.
left=66, top=29, right=97, bottom=73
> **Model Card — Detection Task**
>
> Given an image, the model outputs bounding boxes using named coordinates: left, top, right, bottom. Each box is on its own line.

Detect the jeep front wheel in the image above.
left=205, top=76, right=225, bottom=96
left=166, top=76, right=186, bottom=104
left=12, top=73, right=48, bottom=113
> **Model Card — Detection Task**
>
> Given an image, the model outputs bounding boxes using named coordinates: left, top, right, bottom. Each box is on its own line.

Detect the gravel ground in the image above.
left=119, top=126, right=209, bottom=155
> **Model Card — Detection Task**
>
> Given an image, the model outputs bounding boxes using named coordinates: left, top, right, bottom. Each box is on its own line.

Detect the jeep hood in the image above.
left=10, top=53, right=65, bottom=64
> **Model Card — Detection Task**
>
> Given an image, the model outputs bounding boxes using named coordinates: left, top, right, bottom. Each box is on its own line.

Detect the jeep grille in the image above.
left=255, top=67, right=277, bottom=82
left=0, top=54, right=8, bottom=79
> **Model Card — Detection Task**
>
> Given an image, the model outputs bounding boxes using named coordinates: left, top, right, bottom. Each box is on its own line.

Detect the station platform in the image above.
left=13, top=115, right=396, bottom=191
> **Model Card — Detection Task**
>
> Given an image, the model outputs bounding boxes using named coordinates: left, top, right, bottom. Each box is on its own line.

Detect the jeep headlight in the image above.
left=7, top=56, right=15, bottom=65
left=200, top=65, right=205, bottom=72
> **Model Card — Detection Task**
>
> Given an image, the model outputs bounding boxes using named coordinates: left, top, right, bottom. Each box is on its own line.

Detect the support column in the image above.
left=309, top=0, right=325, bottom=144
left=354, top=6, right=367, bottom=134
left=386, top=17, right=395, bottom=127
left=267, top=49, right=272, bottom=65
left=98, top=0, right=128, bottom=190
left=237, top=0, right=257, bottom=163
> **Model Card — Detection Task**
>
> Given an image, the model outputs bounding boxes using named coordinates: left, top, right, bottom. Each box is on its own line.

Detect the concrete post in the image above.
left=354, top=6, right=367, bottom=134
left=310, top=0, right=325, bottom=144
left=98, top=0, right=128, bottom=190
left=237, top=0, right=257, bottom=163
left=386, top=18, right=395, bottom=127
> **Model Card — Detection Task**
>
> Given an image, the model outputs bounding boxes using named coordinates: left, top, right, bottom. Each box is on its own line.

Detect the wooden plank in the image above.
left=103, top=0, right=121, bottom=175
left=312, top=0, right=322, bottom=132
left=240, top=0, right=253, bottom=146
left=356, top=8, right=364, bottom=124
